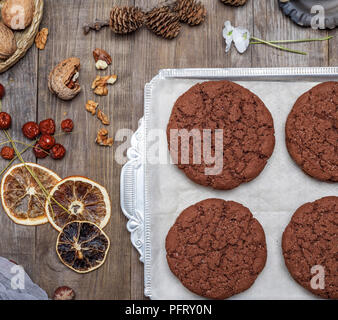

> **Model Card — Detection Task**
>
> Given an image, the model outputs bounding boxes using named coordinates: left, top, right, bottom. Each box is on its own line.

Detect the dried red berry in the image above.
left=22, top=122, right=40, bottom=139
left=33, top=143, right=48, bottom=159
left=53, top=286, right=75, bottom=300
left=39, top=118, right=55, bottom=135
left=1, top=146, right=14, bottom=160
left=38, top=134, right=55, bottom=150
left=0, top=112, right=11, bottom=130
left=61, top=119, right=73, bottom=132
left=50, top=143, right=66, bottom=160
left=0, top=83, right=5, bottom=99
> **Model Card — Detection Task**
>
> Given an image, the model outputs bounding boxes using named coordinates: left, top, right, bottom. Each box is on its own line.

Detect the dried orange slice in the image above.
left=45, top=176, right=111, bottom=232
left=56, top=221, right=110, bottom=273
left=0, top=163, right=61, bottom=226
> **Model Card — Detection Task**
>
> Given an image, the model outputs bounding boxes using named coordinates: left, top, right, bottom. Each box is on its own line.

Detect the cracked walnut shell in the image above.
left=48, top=57, right=81, bottom=101
left=35, top=28, right=49, bottom=50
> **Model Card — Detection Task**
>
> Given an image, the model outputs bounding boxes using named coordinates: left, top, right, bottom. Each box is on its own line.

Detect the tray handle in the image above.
left=120, top=118, right=145, bottom=262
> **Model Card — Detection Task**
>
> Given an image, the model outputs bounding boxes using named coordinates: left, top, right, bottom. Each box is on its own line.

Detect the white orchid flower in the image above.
left=222, top=21, right=251, bottom=54
left=222, top=21, right=234, bottom=53
left=233, top=27, right=250, bottom=53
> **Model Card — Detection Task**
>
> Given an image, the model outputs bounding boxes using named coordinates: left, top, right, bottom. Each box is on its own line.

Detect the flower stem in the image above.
left=250, top=36, right=333, bottom=45
left=250, top=36, right=307, bottom=55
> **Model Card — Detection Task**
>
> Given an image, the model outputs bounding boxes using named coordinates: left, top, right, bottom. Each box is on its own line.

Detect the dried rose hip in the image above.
left=61, top=119, right=73, bottom=132
left=38, top=134, right=55, bottom=150
left=50, top=143, right=66, bottom=160
left=0, top=112, right=11, bottom=130
left=1, top=146, right=14, bottom=160
left=33, top=143, right=48, bottom=159
left=39, top=118, right=55, bottom=135
left=0, top=83, right=5, bottom=99
left=22, top=122, right=40, bottom=139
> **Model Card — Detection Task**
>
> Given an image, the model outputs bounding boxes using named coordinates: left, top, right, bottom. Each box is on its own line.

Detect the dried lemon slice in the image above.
left=45, top=176, right=111, bottom=232
left=0, top=163, right=61, bottom=225
left=56, top=221, right=110, bottom=273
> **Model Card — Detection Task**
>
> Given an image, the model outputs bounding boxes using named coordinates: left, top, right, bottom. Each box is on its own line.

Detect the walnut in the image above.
left=35, top=28, right=49, bottom=50
left=85, top=100, right=98, bottom=115
left=0, top=22, right=17, bottom=60
left=96, top=128, right=113, bottom=147
left=91, top=75, right=117, bottom=96
left=2, top=0, right=35, bottom=30
left=97, top=109, right=110, bottom=125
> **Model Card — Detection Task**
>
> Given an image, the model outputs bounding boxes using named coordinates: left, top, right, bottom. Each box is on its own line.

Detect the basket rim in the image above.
left=0, top=0, right=44, bottom=74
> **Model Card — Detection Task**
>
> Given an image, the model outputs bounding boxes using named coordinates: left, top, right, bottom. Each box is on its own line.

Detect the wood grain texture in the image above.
left=0, top=0, right=336, bottom=300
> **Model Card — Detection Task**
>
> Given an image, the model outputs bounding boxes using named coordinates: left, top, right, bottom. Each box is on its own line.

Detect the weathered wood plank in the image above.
left=34, top=0, right=133, bottom=299
left=252, top=1, right=330, bottom=67
left=0, top=43, right=38, bottom=276
left=328, top=28, right=337, bottom=66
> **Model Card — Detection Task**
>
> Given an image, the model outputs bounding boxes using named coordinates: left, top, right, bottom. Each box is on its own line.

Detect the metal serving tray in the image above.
left=120, top=67, right=338, bottom=299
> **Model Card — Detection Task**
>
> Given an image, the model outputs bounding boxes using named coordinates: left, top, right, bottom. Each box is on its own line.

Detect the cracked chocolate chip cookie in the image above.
left=282, top=196, right=338, bottom=299
left=286, top=82, right=338, bottom=182
left=167, top=80, right=275, bottom=190
left=166, top=199, right=267, bottom=299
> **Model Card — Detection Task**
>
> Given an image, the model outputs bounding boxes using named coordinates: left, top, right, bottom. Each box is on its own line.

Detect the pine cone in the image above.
left=174, top=0, right=207, bottom=26
left=109, top=6, right=144, bottom=34
left=220, top=0, right=247, bottom=6
left=145, top=6, right=181, bottom=39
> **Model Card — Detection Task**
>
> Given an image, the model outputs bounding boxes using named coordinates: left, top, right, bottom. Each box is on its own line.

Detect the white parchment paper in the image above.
left=145, top=79, right=336, bottom=300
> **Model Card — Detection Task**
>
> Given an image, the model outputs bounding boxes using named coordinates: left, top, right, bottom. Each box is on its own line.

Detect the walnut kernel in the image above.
left=85, top=100, right=98, bottom=115
left=35, top=28, right=49, bottom=50
left=93, top=48, right=112, bottom=64
left=95, top=60, right=108, bottom=70
left=96, top=128, right=113, bottom=147
left=97, top=109, right=110, bottom=125
left=91, top=75, right=117, bottom=96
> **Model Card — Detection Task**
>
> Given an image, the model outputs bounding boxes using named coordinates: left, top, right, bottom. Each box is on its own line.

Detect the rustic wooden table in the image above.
left=0, top=0, right=336, bottom=300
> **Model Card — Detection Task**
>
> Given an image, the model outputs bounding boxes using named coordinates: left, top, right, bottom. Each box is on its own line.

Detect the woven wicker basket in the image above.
left=0, top=0, right=44, bottom=74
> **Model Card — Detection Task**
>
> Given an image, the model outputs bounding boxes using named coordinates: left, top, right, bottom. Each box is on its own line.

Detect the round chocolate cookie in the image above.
left=165, top=199, right=267, bottom=299
left=167, top=80, right=275, bottom=190
left=282, top=196, right=338, bottom=299
left=285, top=82, right=338, bottom=182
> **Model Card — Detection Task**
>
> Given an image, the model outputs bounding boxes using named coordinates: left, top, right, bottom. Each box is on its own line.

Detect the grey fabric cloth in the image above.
left=0, top=257, right=48, bottom=300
